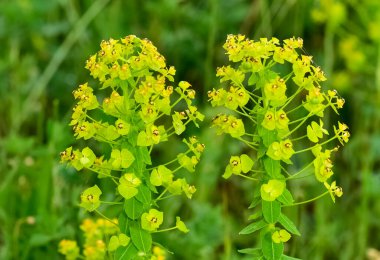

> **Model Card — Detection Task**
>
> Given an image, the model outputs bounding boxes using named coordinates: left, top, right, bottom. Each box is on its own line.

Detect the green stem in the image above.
left=286, top=160, right=314, bottom=180
left=86, top=167, right=119, bottom=184
left=155, top=188, right=168, bottom=202
left=100, top=201, right=123, bottom=205
left=282, top=191, right=329, bottom=207
left=95, top=210, right=119, bottom=226
left=149, top=151, right=191, bottom=170
left=153, top=226, right=177, bottom=233
left=237, top=137, right=258, bottom=150
left=294, top=135, right=338, bottom=154
left=235, top=173, right=258, bottom=181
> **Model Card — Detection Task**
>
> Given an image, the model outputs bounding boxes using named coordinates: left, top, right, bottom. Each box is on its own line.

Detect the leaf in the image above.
left=139, top=147, right=152, bottom=165
left=278, top=213, right=301, bottom=236
left=223, top=165, right=233, bottom=179
left=118, top=234, right=130, bottom=246
left=129, top=222, right=152, bottom=253
left=108, top=235, right=120, bottom=252
left=258, top=126, right=278, bottom=147
left=249, top=197, right=261, bottom=209
left=80, top=147, right=96, bottom=167
left=263, top=157, right=283, bottom=179
left=248, top=211, right=263, bottom=220
left=118, top=184, right=138, bottom=200
left=248, top=72, right=258, bottom=86
left=135, top=185, right=151, bottom=206
left=124, top=198, right=144, bottom=220
left=239, top=219, right=267, bottom=235
left=118, top=212, right=130, bottom=234
left=262, top=231, right=284, bottom=260
left=240, top=154, right=254, bottom=173
left=262, top=200, right=281, bottom=224
left=176, top=216, right=189, bottom=233
left=277, top=189, right=294, bottom=206
left=238, top=247, right=262, bottom=256
left=120, top=149, right=135, bottom=168
left=136, top=131, right=150, bottom=146
left=114, top=242, right=138, bottom=260
left=150, top=165, right=173, bottom=186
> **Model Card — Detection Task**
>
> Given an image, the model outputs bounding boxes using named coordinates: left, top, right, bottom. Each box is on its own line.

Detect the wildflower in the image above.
left=80, top=185, right=102, bottom=212
left=141, top=209, right=164, bottom=231
left=118, top=173, right=141, bottom=200
left=260, top=179, right=286, bottom=201
left=58, top=240, right=80, bottom=260
left=272, top=229, right=291, bottom=243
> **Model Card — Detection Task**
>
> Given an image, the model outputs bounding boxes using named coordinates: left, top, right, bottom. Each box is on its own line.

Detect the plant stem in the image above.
left=282, top=191, right=329, bottom=207
left=95, top=210, right=118, bottom=226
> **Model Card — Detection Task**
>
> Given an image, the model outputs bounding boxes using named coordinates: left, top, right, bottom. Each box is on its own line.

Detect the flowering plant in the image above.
left=209, top=34, right=349, bottom=259
left=60, top=35, right=204, bottom=259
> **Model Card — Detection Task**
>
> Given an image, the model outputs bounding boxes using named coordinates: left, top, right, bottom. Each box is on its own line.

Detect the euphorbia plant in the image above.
left=60, top=35, right=204, bottom=259
left=209, top=34, right=349, bottom=259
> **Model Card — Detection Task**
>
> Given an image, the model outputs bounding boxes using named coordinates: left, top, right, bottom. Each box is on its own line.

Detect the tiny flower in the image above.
left=58, top=240, right=80, bottom=260
left=260, top=179, right=286, bottom=201
left=80, top=185, right=102, bottom=212
left=141, top=209, right=164, bottom=232
left=272, top=229, right=291, bottom=243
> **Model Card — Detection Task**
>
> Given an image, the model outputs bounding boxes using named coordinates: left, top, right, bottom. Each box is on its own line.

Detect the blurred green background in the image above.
left=1, top=0, right=380, bottom=259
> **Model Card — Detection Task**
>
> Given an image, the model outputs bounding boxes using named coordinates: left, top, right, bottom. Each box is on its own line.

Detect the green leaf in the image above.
left=223, top=165, right=233, bottom=179
left=136, top=131, right=151, bottom=146
left=176, top=216, right=189, bottom=233
left=278, top=213, right=301, bottom=236
left=118, top=184, right=138, bottom=200
left=239, top=219, right=267, bottom=235
left=248, top=72, right=258, bottom=86
left=277, top=189, right=294, bottom=205
left=118, top=234, right=130, bottom=246
left=139, top=147, right=152, bottom=165
left=120, top=149, right=135, bottom=168
left=124, top=198, right=144, bottom=220
left=150, top=165, right=173, bottom=186
left=262, top=231, right=284, bottom=260
left=135, top=185, right=151, bottom=206
left=108, top=235, right=120, bottom=252
left=240, top=154, right=254, bottom=173
left=248, top=211, right=263, bottom=220
left=238, top=247, right=262, bottom=256
left=114, top=242, right=138, bottom=260
left=118, top=212, right=130, bottom=234
left=129, top=222, right=152, bottom=253
left=80, top=147, right=96, bottom=167
left=262, top=200, right=281, bottom=223
left=263, top=157, right=283, bottom=179
left=258, top=126, right=278, bottom=147
left=249, top=197, right=261, bottom=209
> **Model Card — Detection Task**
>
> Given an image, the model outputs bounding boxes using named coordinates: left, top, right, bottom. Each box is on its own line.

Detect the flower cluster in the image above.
left=59, top=218, right=119, bottom=260
left=60, top=36, right=204, bottom=259
left=209, top=34, right=349, bottom=259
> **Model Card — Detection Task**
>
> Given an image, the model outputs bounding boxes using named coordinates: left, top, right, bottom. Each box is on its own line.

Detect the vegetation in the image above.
left=0, top=0, right=379, bottom=259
